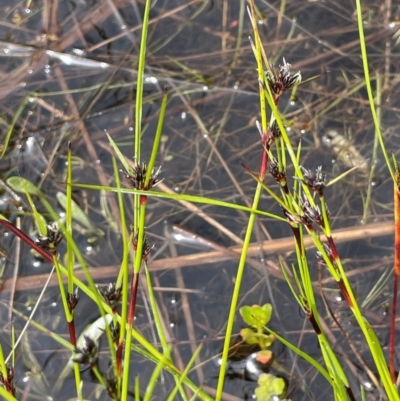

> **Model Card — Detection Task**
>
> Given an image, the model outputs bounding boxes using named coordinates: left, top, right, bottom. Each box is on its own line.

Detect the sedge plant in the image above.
left=0, top=0, right=399, bottom=400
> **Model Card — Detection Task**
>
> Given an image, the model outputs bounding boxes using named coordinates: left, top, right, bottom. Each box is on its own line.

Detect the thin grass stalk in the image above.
left=362, top=73, right=381, bottom=223
left=354, top=0, right=394, bottom=181
left=121, top=202, right=146, bottom=401
left=66, top=143, right=75, bottom=297
left=53, top=257, right=75, bottom=343
left=128, top=341, right=214, bottom=401
left=145, top=88, right=168, bottom=183
left=34, top=193, right=118, bottom=396
left=318, top=199, right=397, bottom=398
left=0, top=96, right=29, bottom=159
left=134, top=0, right=151, bottom=161
left=92, top=365, right=108, bottom=389
left=113, top=156, right=129, bottom=290
left=216, top=1, right=269, bottom=399
left=135, top=375, right=140, bottom=401
left=144, top=263, right=188, bottom=401
left=7, top=305, right=74, bottom=351
left=262, top=90, right=313, bottom=205
left=63, top=144, right=77, bottom=347
left=121, top=2, right=164, bottom=395
left=228, top=0, right=245, bottom=72
left=166, top=344, right=203, bottom=401
left=20, top=181, right=46, bottom=237
left=291, top=224, right=352, bottom=399
left=117, top=233, right=134, bottom=381
left=73, top=183, right=285, bottom=221
left=53, top=223, right=81, bottom=399
left=110, top=145, right=132, bottom=383
left=111, top=156, right=128, bottom=385
left=133, top=0, right=152, bottom=231
left=143, top=350, right=171, bottom=401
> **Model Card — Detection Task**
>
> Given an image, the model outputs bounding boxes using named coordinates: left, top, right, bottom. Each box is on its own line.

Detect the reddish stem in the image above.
left=258, top=135, right=269, bottom=181
left=0, top=220, right=78, bottom=345
left=0, top=219, right=53, bottom=263
left=116, top=339, right=123, bottom=377
left=390, top=183, right=400, bottom=382
left=127, top=271, right=139, bottom=326
left=116, top=272, right=139, bottom=376
left=68, top=320, right=77, bottom=346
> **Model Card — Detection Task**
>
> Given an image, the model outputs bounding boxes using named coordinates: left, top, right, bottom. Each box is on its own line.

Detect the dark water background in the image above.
left=0, top=0, right=398, bottom=400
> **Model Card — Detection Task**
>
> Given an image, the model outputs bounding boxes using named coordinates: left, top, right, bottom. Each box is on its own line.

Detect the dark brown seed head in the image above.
left=73, top=335, right=98, bottom=366
left=299, top=166, right=327, bottom=196
left=67, top=288, right=80, bottom=311
left=97, top=283, right=122, bottom=308
left=269, top=158, right=286, bottom=184
left=300, top=196, right=323, bottom=227
left=35, top=222, right=63, bottom=251
left=265, top=58, right=301, bottom=97
left=122, top=161, right=162, bottom=190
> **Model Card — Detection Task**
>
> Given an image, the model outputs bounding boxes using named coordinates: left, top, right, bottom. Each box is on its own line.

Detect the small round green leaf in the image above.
left=240, top=328, right=259, bottom=345
left=239, top=305, right=255, bottom=326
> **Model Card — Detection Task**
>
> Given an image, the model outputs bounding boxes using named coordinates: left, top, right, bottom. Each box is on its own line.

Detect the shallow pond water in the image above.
left=0, top=1, right=398, bottom=400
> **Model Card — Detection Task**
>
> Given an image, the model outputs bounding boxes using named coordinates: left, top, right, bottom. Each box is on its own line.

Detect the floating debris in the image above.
left=322, top=130, right=369, bottom=175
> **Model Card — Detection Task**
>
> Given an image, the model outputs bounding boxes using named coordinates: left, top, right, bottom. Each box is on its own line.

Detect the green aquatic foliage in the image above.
left=240, top=304, right=290, bottom=401
left=240, top=303, right=272, bottom=330
left=239, top=304, right=275, bottom=350
left=254, top=373, right=287, bottom=401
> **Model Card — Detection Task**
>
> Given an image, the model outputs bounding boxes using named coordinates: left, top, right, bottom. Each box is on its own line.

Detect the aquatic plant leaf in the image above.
left=6, top=177, right=43, bottom=197
left=240, top=304, right=273, bottom=330
left=239, top=305, right=255, bottom=327
left=56, top=192, right=104, bottom=237
left=260, top=333, right=275, bottom=349
left=255, top=373, right=286, bottom=400
left=261, top=303, right=272, bottom=325
left=240, top=328, right=259, bottom=345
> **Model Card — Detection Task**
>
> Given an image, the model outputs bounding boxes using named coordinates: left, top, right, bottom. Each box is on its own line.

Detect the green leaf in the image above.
left=249, top=306, right=267, bottom=329
left=239, top=305, right=255, bottom=327
left=7, top=176, right=43, bottom=197
left=261, top=303, right=273, bottom=325
left=255, top=373, right=286, bottom=400
left=240, top=304, right=273, bottom=330
left=240, top=328, right=259, bottom=345
left=270, top=376, right=286, bottom=395
left=260, top=334, right=275, bottom=349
